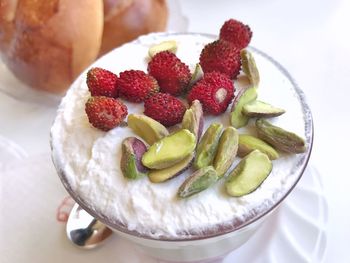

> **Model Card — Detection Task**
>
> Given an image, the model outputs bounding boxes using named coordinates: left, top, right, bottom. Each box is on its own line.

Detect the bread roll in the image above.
left=0, top=0, right=104, bottom=93
left=0, top=0, right=19, bottom=54
left=100, top=0, right=168, bottom=55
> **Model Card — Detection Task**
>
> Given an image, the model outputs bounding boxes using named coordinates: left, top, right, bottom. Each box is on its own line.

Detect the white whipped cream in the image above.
left=51, top=33, right=310, bottom=239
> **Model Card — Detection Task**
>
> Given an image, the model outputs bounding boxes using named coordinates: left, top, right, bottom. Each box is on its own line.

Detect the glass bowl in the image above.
left=51, top=33, right=313, bottom=262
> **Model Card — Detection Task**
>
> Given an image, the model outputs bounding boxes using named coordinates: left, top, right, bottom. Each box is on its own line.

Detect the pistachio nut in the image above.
left=142, top=129, right=196, bottom=169
left=178, top=166, right=218, bottom=198
left=225, top=150, right=272, bottom=197
left=230, top=87, right=258, bottom=128
left=194, top=123, right=223, bottom=169
left=148, top=153, right=194, bottom=183
left=127, top=114, right=169, bottom=145
left=148, top=40, right=177, bottom=58
left=213, top=127, right=239, bottom=178
left=189, top=63, right=204, bottom=87
left=181, top=100, right=204, bottom=142
left=255, top=118, right=306, bottom=153
left=238, top=134, right=279, bottom=160
left=241, top=49, right=260, bottom=87
left=120, top=137, right=149, bottom=179
left=242, top=100, right=285, bottom=118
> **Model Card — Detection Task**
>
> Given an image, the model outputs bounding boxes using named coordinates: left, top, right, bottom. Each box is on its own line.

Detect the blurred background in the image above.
left=1, top=0, right=349, bottom=262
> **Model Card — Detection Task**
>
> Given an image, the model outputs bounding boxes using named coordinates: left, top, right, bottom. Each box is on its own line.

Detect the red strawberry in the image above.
left=199, top=40, right=241, bottom=79
left=148, top=51, right=191, bottom=96
left=187, top=72, right=234, bottom=115
left=85, top=96, right=128, bottom=131
left=118, top=70, right=159, bottom=102
left=144, top=93, right=186, bottom=126
left=86, top=67, right=119, bottom=97
left=219, top=19, right=252, bottom=50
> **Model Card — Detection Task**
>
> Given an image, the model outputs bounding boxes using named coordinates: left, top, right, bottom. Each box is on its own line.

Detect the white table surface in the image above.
left=1, top=0, right=349, bottom=262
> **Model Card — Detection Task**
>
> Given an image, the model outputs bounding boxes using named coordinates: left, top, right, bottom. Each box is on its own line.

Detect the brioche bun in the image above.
left=100, top=0, right=168, bottom=55
left=0, top=0, right=104, bottom=93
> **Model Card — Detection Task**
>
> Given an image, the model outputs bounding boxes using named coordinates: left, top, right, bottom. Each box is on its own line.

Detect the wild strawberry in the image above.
left=118, top=70, right=159, bottom=102
left=147, top=51, right=191, bottom=96
left=85, top=96, right=128, bottom=131
left=86, top=67, right=119, bottom=97
left=187, top=72, right=234, bottom=115
left=219, top=19, right=252, bottom=50
left=144, top=93, right=186, bottom=126
left=199, top=40, right=241, bottom=79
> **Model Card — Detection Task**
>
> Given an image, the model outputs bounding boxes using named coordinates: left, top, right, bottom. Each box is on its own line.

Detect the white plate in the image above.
left=0, top=135, right=27, bottom=167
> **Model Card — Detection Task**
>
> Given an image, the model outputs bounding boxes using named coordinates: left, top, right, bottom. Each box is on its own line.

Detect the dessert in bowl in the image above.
left=51, top=24, right=313, bottom=262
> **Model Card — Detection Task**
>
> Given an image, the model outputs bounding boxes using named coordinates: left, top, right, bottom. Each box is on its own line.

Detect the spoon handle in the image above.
left=66, top=203, right=113, bottom=249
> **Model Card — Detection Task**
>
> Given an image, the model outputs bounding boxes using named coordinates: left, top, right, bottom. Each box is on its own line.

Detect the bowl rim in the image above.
left=51, top=32, right=314, bottom=242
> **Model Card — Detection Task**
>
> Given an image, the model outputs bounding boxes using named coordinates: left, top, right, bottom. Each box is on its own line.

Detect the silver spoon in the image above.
left=66, top=203, right=113, bottom=249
